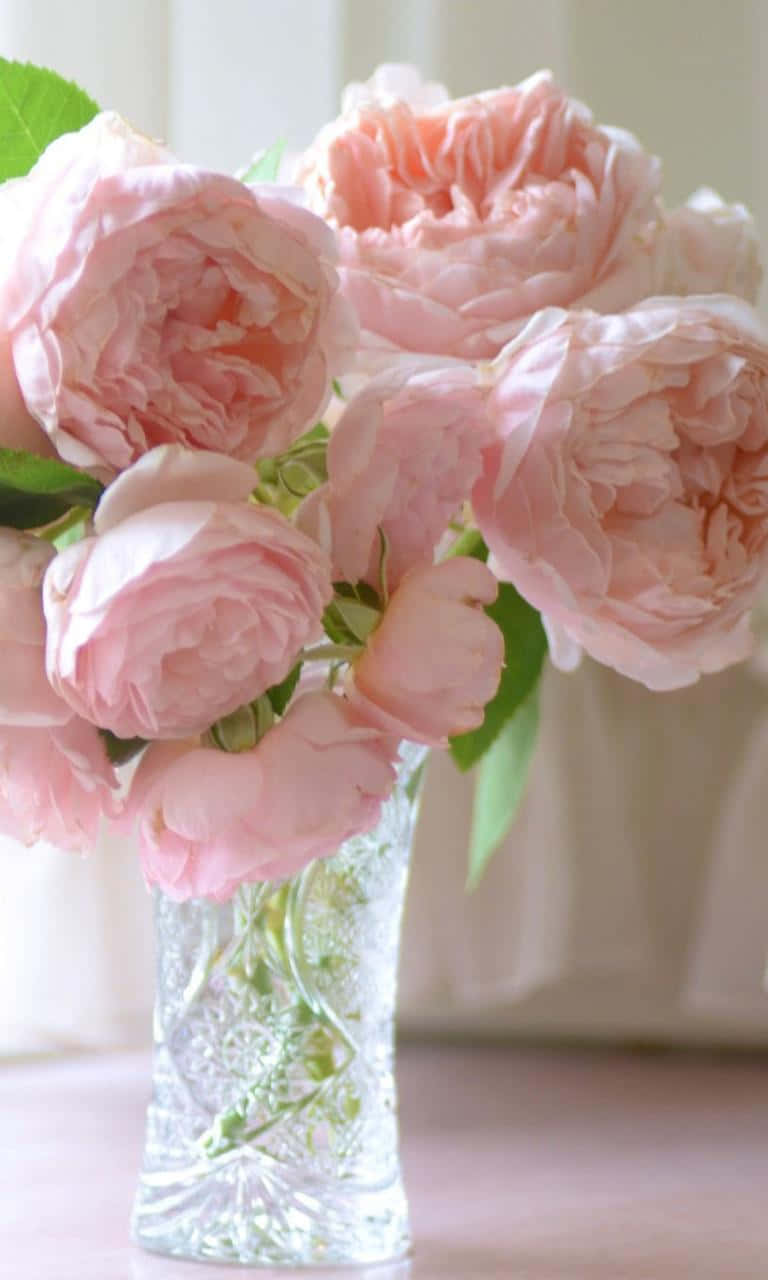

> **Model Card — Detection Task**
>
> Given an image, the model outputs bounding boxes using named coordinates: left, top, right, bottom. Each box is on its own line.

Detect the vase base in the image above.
left=132, top=1161, right=411, bottom=1268
left=134, top=1241, right=412, bottom=1273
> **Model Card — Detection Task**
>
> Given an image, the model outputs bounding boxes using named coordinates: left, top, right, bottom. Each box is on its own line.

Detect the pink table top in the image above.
left=2, top=1042, right=768, bottom=1279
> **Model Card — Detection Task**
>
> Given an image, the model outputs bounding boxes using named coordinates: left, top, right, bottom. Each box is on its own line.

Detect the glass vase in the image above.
left=132, top=743, right=426, bottom=1268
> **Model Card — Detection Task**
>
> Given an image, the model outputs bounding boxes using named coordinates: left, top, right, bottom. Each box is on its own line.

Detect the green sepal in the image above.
left=376, top=527, right=390, bottom=602
left=323, top=582, right=382, bottom=647
left=279, top=457, right=325, bottom=497
left=99, top=730, right=147, bottom=767
left=446, top=527, right=489, bottom=562
left=294, top=422, right=330, bottom=447
left=38, top=505, right=90, bottom=549
left=334, top=580, right=381, bottom=609
left=254, top=423, right=329, bottom=509
left=210, top=699, right=275, bottom=753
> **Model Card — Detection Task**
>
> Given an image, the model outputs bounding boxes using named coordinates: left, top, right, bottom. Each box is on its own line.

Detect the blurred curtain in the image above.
left=2, top=0, right=768, bottom=1053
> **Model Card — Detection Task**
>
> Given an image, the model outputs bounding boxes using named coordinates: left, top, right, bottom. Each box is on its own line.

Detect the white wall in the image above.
left=1, top=0, right=768, bottom=1051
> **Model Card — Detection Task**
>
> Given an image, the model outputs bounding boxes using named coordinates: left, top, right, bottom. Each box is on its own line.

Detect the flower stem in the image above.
left=301, top=643, right=360, bottom=663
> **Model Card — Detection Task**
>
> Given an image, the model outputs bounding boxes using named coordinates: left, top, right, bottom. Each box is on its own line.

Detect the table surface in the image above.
left=2, top=1042, right=768, bottom=1280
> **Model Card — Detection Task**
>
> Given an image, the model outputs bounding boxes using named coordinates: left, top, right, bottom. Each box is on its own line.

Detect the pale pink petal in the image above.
left=347, top=558, right=504, bottom=745
left=125, top=692, right=398, bottom=900
left=1, top=112, right=355, bottom=473
left=297, top=71, right=662, bottom=364
left=475, top=296, right=768, bottom=689
left=94, top=444, right=258, bottom=532
left=45, top=471, right=333, bottom=740
left=298, top=359, right=490, bottom=591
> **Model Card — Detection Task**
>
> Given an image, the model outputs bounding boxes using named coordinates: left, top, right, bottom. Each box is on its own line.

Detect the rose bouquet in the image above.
left=2, top=56, right=767, bottom=1267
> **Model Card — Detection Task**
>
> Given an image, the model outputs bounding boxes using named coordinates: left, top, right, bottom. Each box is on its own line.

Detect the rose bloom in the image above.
left=346, top=557, right=503, bottom=745
left=0, top=111, right=356, bottom=473
left=473, top=297, right=768, bottom=690
left=298, top=360, right=490, bottom=590
left=656, top=189, right=762, bottom=303
left=125, top=692, right=399, bottom=900
left=44, top=446, right=333, bottom=739
left=0, top=529, right=70, bottom=726
left=574, top=189, right=763, bottom=317
left=0, top=717, right=119, bottom=852
left=297, top=67, right=661, bottom=364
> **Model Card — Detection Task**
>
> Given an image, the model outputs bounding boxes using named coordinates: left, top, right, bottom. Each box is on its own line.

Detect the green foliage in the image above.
left=294, top=422, right=330, bottom=447
left=445, top=527, right=489, bottom=562
left=38, top=505, right=90, bottom=549
left=450, top=582, right=547, bottom=772
left=404, top=758, right=426, bottom=804
left=266, top=662, right=303, bottom=716
left=0, top=448, right=103, bottom=529
left=254, top=423, right=329, bottom=511
left=241, top=139, right=286, bottom=183
left=210, top=703, right=265, bottom=752
left=323, top=581, right=382, bottom=647
left=99, top=730, right=146, bottom=767
left=467, top=684, right=541, bottom=889
left=0, top=58, right=99, bottom=181
left=376, top=527, right=390, bottom=602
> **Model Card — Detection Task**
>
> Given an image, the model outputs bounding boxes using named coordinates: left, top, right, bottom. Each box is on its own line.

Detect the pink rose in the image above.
left=346, top=557, right=503, bottom=745
left=297, top=69, right=661, bottom=364
left=0, top=716, right=119, bottom=851
left=340, top=63, right=450, bottom=114
left=298, top=360, right=490, bottom=590
left=474, top=298, right=768, bottom=690
left=0, top=112, right=356, bottom=473
left=0, top=533, right=120, bottom=851
left=656, top=189, right=762, bottom=303
left=43, top=446, right=333, bottom=739
left=0, top=337, right=55, bottom=456
left=0, top=529, right=70, bottom=726
left=125, top=691, right=398, bottom=900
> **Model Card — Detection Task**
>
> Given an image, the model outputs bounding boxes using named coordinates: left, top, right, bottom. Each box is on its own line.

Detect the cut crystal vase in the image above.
left=132, top=744, right=426, bottom=1268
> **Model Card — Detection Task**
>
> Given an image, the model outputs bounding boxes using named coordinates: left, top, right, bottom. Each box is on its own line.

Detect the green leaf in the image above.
left=0, top=59, right=99, bottom=182
left=99, top=730, right=146, bottom=767
left=322, top=599, right=361, bottom=647
left=0, top=448, right=103, bottom=529
left=293, top=422, right=329, bottom=447
left=266, top=662, right=302, bottom=716
left=404, top=757, right=426, bottom=804
left=467, top=684, right=540, bottom=889
left=450, top=582, right=547, bottom=772
left=322, top=581, right=383, bottom=647
left=241, top=139, right=286, bottom=184
left=445, top=528, right=489, bottom=563
left=334, top=580, right=381, bottom=609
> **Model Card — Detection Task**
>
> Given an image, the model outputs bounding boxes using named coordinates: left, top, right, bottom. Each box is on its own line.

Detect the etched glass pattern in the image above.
left=132, top=744, right=426, bottom=1267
